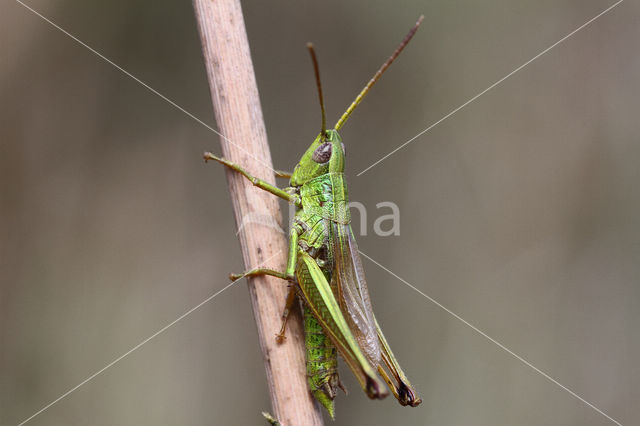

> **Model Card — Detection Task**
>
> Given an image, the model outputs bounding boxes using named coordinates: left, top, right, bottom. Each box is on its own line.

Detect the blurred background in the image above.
left=1, top=0, right=638, bottom=425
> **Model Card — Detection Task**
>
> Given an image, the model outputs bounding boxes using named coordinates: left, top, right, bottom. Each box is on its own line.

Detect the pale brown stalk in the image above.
left=192, top=1, right=323, bottom=425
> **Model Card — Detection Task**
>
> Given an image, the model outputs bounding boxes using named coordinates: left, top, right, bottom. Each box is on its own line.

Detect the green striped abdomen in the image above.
left=295, top=211, right=341, bottom=417
left=304, top=307, right=339, bottom=418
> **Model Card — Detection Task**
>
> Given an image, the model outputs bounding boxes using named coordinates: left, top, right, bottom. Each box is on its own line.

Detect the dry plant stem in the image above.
left=192, top=1, right=324, bottom=425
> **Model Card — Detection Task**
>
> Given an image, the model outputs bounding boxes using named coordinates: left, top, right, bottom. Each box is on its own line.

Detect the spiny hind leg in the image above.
left=274, top=226, right=302, bottom=343
left=275, top=285, right=298, bottom=344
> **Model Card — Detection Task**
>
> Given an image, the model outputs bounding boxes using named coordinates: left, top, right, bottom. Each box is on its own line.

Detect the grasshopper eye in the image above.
left=312, top=142, right=332, bottom=163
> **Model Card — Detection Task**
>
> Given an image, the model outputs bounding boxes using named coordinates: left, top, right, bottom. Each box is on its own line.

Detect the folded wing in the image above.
left=331, top=223, right=381, bottom=368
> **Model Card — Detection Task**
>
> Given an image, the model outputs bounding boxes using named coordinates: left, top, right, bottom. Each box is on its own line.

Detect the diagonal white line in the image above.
left=358, top=249, right=624, bottom=426
left=14, top=0, right=277, bottom=174
left=15, top=250, right=282, bottom=426
left=17, top=282, right=237, bottom=426
left=357, top=0, right=624, bottom=176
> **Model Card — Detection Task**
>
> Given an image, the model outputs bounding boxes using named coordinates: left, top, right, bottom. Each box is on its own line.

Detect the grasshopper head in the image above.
left=292, top=16, right=422, bottom=186
left=290, top=129, right=344, bottom=186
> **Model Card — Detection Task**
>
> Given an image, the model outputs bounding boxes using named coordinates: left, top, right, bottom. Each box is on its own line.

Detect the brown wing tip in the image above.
left=398, top=382, right=422, bottom=407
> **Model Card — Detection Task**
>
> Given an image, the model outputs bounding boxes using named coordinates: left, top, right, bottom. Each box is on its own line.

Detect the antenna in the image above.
left=307, top=43, right=327, bottom=137
left=334, top=15, right=424, bottom=131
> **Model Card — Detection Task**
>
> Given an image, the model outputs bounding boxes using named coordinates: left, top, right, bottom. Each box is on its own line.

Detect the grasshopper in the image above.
left=205, top=16, right=424, bottom=418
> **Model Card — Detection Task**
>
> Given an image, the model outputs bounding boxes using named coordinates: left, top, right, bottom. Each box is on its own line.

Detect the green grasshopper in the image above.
left=205, top=16, right=424, bottom=418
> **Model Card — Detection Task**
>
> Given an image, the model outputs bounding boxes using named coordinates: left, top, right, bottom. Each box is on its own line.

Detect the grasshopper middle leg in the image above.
left=229, top=267, right=298, bottom=344
left=229, top=268, right=289, bottom=281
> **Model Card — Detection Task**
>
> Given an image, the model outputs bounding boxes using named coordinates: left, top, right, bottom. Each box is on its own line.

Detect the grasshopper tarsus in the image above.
left=203, top=151, right=234, bottom=169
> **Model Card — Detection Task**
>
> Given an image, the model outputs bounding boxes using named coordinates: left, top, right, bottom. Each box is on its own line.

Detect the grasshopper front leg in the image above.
left=204, top=152, right=300, bottom=206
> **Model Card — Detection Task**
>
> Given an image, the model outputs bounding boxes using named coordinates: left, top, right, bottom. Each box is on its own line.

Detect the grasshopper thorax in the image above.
left=290, top=129, right=345, bottom=187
